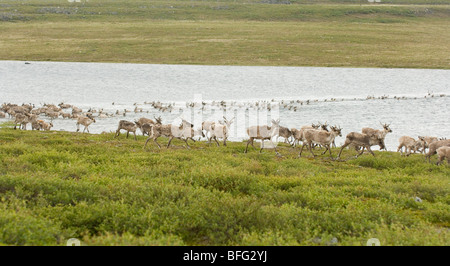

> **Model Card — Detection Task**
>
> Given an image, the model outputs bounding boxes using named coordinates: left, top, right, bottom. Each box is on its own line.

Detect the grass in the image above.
left=1, top=0, right=449, bottom=246
left=0, top=0, right=449, bottom=68
left=0, top=123, right=449, bottom=245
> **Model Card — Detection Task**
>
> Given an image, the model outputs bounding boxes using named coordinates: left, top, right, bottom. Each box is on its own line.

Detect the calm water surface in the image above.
left=1, top=61, right=449, bottom=151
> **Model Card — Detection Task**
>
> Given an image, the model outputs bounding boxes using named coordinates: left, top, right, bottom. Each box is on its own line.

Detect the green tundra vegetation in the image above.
left=1, top=0, right=449, bottom=246
left=0, top=123, right=448, bottom=245
left=0, top=0, right=449, bottom=68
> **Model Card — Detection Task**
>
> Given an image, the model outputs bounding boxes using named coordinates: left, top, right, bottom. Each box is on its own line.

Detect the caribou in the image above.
left=361, top=123, right=392, bottom=150
left=425, top=139, right=450, bottom=163
left=291, top=123, right=320, bottom=148
left=208, top=117, right=234, bottom=146
left=115, top=120, right=138, bottom=140
left=397, top=136, right=419, bottom=156
left=337, top=132, right=385, bottom=159
left=299, top=125, right=342, bottom=158
left=143, top=118, right=194, bottom=149
left=76, top=114, right=96, bottom=133
left=436, top=146, right=450, bottom=165
left=245, top=119, right=281, bottom=155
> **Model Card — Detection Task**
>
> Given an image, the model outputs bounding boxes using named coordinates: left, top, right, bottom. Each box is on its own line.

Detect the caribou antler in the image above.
left=154, top=115, right=162, bottom=124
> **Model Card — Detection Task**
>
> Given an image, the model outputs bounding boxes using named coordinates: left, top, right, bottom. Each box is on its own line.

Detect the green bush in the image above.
left=0, top=126, right=449, bottom=245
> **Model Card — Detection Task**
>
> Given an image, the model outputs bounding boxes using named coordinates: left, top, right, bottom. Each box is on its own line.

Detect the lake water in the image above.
left=1, top=60, right=449, bottom=151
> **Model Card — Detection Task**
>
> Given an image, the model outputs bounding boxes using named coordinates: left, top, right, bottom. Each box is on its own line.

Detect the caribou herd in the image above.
left=1, top=102, right=449, bottom=165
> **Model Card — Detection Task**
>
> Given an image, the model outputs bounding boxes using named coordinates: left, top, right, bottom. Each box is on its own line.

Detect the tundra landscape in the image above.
left=0, top=0, right=449, bottom=246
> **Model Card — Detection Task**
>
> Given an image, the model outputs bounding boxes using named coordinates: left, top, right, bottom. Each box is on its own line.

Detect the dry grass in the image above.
left=1, top=20, right=449, bottom=68
left=0, top=1, right=449, bottom=68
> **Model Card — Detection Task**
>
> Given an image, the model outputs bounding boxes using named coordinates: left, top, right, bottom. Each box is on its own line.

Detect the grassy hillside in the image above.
left=0, top=124, right=448, bottom=245
left=1, top=0, right=449, bottom=68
